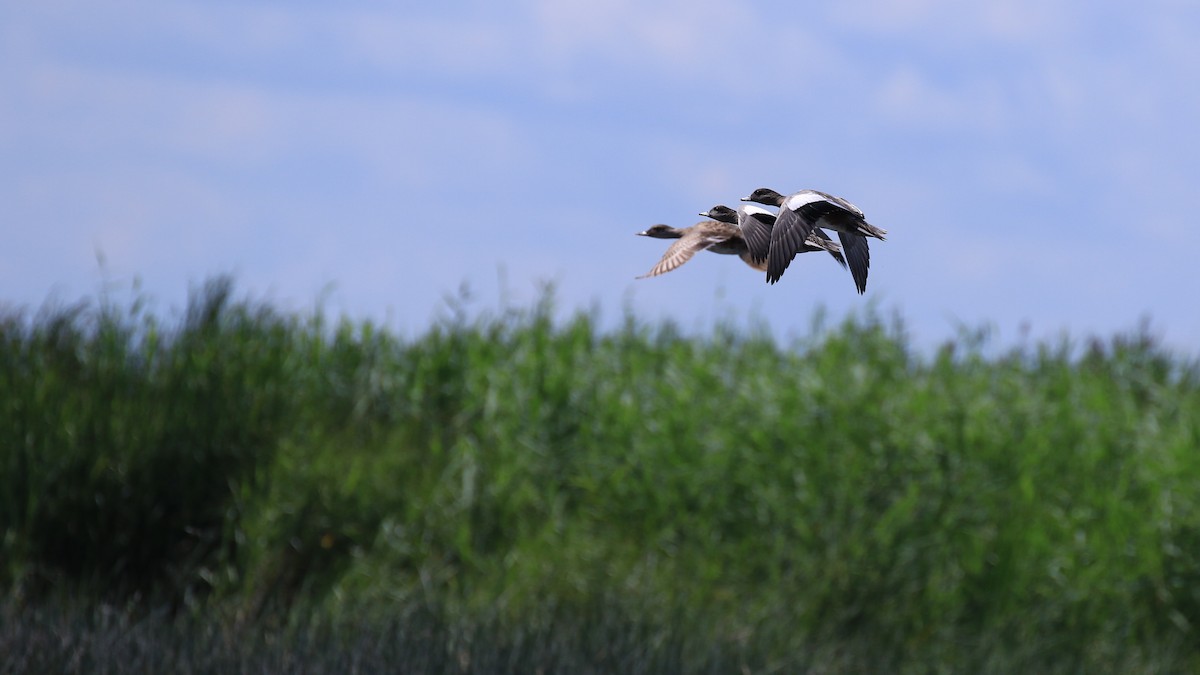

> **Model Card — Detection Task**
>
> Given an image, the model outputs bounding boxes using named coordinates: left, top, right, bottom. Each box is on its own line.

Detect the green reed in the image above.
left=2, top=277, right=1199, bottom=672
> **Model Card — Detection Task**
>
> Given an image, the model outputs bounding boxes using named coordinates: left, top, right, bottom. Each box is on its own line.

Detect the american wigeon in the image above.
left=700, top=204, right=847, bottom=274
left=636, top=220, right=766, bottom=278
left=742, top=188, right=886, bottom=291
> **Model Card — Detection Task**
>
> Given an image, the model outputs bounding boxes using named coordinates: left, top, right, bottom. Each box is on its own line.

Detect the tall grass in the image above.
left=3, top=277, right=1200, bottom=672
left=0, top=278, right=294, bottom=604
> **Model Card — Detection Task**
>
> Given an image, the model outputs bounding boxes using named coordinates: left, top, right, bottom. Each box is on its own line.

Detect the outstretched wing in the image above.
left=767, top=206, right=814, bottom=284
left=812, top=190, right=864, bottom=218
left=637, top=231, right=725, bottom=279
left=810, top=190, right=886, bottom=240
left=836, top=231, right=871, bottom=294
left=768, top=190, right=871, bottom=283
left=735, top=206, right=775, bottom=264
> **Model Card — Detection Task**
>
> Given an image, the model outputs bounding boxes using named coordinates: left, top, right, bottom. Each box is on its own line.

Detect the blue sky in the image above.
left=3, top=1, right=1199, bottom=351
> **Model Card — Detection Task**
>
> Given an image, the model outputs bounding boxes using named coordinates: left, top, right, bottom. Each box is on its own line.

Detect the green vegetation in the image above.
left=3, top=277, right=1200, bottom=672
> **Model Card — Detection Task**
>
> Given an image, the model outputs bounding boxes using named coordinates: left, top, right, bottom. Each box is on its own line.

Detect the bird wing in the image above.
left=769, top=191, right=870, bottom=284
left=804, top=190, right=886, bottom=240
left=807, top=229, right=848, bottom=270
left=811, top=190, right=865, bottom=218
left=637, top=231, right=727, bottom=279
left=735, top=208, right=775, bottom=264
left=836, top=231, right=871, bottom=294
left=766, top=203, right=819, bottom=284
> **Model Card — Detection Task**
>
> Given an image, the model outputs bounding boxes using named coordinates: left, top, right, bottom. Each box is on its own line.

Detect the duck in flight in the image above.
left=742, top=188, right=886, bottom=292
left=636, top=200, right=851, bottom=279
left=635, top=218, right=768, bottom=279
left=700, top=204, right=846, bottom=272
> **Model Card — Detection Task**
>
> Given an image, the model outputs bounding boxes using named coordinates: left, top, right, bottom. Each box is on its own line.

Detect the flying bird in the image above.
left=699, top=204, right=846, bottom=272
left=636, top=218, right=771, bottom=279
left=742, top=188, right=886, bottom=291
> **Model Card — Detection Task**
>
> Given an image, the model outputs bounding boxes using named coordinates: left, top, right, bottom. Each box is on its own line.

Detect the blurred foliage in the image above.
left=2, top=276, right=1200, bottom=672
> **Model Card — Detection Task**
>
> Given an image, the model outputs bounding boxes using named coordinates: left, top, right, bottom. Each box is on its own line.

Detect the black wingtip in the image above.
left=852, top=272, right=867, bottom=294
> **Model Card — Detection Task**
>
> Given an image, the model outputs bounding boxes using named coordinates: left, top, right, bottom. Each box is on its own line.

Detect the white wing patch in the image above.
left=739, top=204, right=775, bottom=217
left=783, top=190, right=831, bottom=211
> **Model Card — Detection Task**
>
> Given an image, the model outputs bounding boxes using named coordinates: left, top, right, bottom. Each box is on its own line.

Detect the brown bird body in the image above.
left=635, top=221, right=766, bottom=279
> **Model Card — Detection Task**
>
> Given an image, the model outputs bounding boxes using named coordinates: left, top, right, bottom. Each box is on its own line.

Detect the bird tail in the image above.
left=858, top=221, right=887, bottom=240
left=805, top=232, right=847, bottom=269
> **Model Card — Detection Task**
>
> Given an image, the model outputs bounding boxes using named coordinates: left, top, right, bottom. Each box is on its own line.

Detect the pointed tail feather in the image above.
left=859, top=221, right=887, bottom=241
left=806, top=231, right=847, bottom=269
